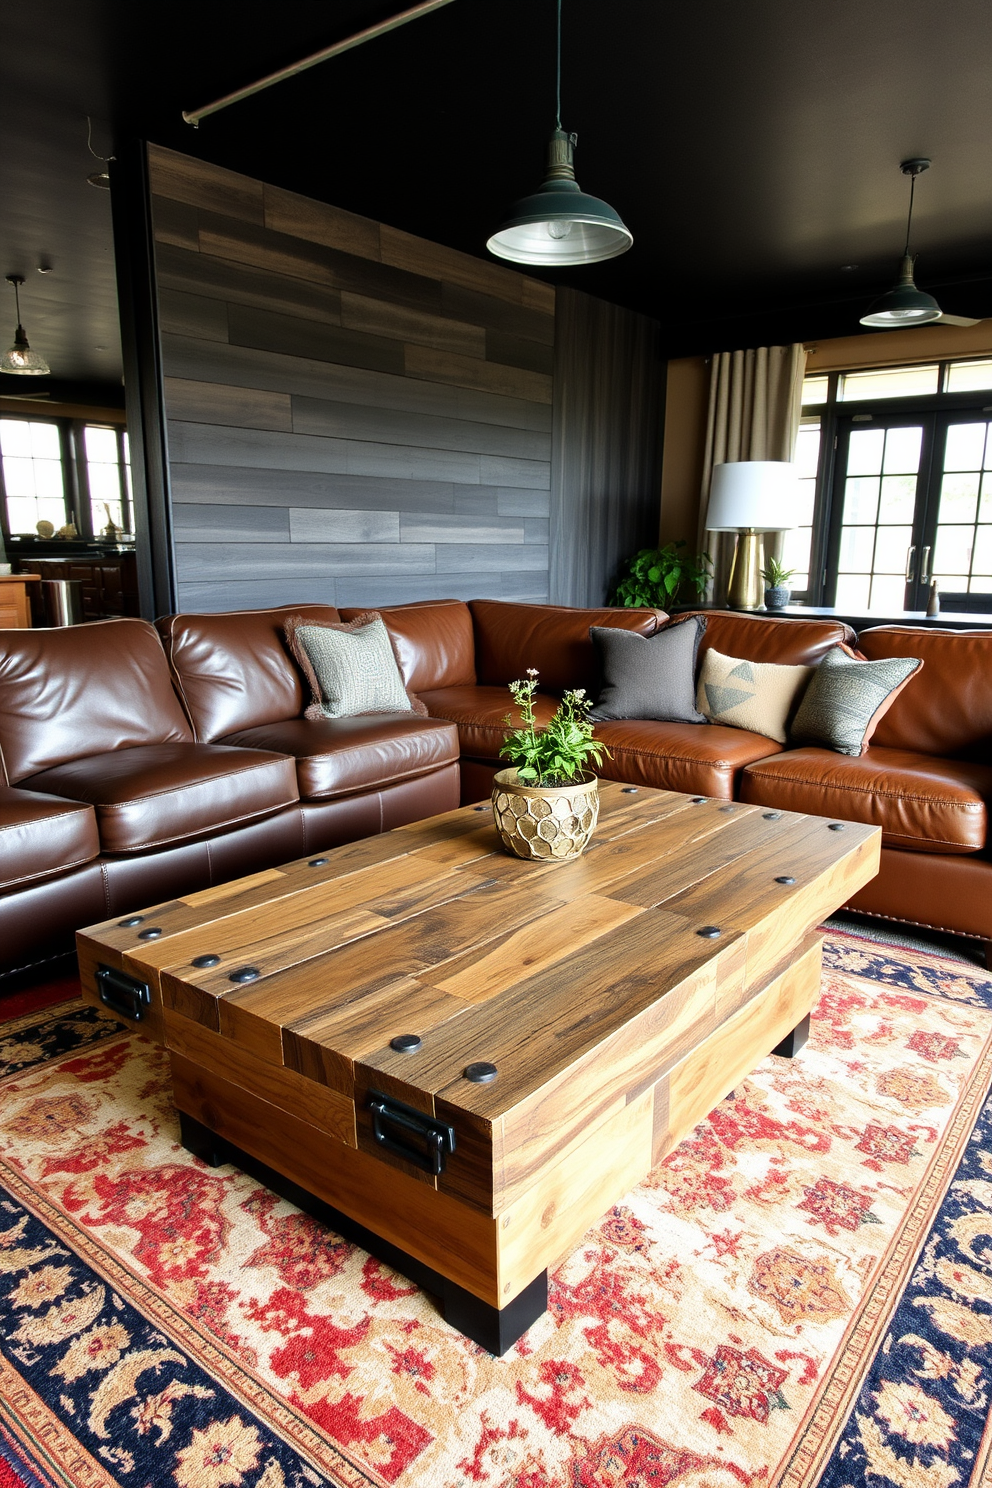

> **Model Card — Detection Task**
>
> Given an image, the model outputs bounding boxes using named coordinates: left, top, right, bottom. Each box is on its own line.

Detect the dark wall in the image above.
left=146, top=145, right=660, bottom=613
left=551, top=289, right=663, bottom=606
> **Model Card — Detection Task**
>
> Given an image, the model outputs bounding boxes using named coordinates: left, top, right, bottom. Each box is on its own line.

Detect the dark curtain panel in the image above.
left=549, top=288, right=663, bottom=607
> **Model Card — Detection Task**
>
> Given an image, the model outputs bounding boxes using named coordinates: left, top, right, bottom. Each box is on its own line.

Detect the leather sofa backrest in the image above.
left=157, top=604, right=340, bottom=742
left=685, top=611, right=857, bottom=666
left=858, top=625, right=992, bottom=758
left=0, top=619, right=192, bottom=784
left=339, top=599, right=476, bottom=692
left=470, top=600, right=665, bottom=693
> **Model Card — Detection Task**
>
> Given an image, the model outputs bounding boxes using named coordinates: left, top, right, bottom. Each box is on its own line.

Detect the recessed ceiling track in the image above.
left=182, top=0, right=457, bottom=127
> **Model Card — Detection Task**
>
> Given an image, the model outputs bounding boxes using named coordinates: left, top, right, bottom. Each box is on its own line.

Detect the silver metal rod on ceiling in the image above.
left=182, top=0, right=457, bottom=126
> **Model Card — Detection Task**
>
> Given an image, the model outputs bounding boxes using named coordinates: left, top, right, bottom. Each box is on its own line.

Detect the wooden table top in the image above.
left=79, top=783, right=879, bottom=1131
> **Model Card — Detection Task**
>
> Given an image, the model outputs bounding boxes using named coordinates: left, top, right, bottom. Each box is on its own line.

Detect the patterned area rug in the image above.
left=1, top=933, right=992, bottom=1488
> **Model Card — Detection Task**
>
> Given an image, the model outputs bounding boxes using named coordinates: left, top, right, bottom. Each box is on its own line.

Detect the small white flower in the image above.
left=526, top=667, right=538, bottom=677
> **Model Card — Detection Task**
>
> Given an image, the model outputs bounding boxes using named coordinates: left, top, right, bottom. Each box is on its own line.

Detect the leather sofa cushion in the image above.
left=419, top=685, right=561, bottom=762
left=157, top=604, right=340, bottom=742
left=683, top=611, right=857, bottom=667
left=592, top=719, right=784, bottom=799
left=0, top=787, right=101, bottom=891
left=741, top=747, right=992, bottom=853
left=340, top=600, right=476, bottom=692
left=469, top=600, right=664, bottom=693
left=222, top=716, right=460, bottom=800
left=857, top=626, right=992, bottom=760
left=22, top=743, right=299, bottom=854
left=0, top=619, right=192, bottom=784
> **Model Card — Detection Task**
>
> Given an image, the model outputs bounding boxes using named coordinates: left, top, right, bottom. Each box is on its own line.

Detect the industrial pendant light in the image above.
left=1, top=275, right=50, bottom=375
left=487, top=0, right=632, bottom=266
left=860, top=160, right=942, bottom=328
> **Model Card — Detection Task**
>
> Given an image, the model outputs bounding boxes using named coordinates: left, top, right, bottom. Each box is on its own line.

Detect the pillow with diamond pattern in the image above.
left=696, top=646, right=814, bottom=744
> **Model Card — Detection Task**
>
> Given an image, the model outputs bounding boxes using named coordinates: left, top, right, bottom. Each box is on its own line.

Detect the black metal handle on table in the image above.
left=368, top=1091, right=457, bottom=1176
left=96, top=964, right=151, bottom=1022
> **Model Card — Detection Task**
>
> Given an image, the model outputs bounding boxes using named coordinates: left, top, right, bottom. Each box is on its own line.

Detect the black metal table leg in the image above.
left=772, top=1012, right=811, bottom=1059
left=178, top=1109, right=547, bottom=1356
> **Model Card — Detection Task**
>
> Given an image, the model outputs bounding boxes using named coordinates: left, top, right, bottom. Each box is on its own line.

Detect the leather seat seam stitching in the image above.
left=98, top=802, right=290, bottom=853
left=0, top=850, right=100, bottom=890
left=86, top=759, right=297, bottom=811
left=746, top=771, right=986, bottom=809
left=300, top=757, right=459, bottom=799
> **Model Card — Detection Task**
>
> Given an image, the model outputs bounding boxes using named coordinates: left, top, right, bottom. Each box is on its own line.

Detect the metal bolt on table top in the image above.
left=464, top=1062, right=498, bottom=1083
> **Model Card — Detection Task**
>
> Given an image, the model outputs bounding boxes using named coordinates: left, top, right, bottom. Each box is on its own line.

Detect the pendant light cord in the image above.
left=904, top=172, right=917, bottom=256
left=555, top=0, right=562, bottom=129
left=11, top=280, right=20, bottom=325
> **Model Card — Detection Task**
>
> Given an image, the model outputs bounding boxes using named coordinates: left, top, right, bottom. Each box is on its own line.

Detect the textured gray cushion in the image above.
left=790, top=644, right=923, bottom=756
left=285, top=612, right=426, bottom=719
left=589, top=615, right=707, bottom=723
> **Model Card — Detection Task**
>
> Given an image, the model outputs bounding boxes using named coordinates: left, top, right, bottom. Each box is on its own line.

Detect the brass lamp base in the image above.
left=726, top=529, right=766, bottom=610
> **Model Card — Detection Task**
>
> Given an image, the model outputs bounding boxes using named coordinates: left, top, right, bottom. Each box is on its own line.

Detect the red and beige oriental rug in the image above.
left=1, top=932, right=992, bottom=1488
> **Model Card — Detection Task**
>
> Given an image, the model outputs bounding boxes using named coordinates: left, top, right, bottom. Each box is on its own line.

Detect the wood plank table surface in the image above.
left=78, top=782, right=881, bottom=1352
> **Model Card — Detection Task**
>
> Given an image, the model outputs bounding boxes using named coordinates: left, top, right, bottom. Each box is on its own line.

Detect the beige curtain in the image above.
left=698, top=344, right=807, bottom=603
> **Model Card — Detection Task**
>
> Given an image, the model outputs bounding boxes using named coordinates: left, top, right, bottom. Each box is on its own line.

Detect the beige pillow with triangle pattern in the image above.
left=696, top=646, right=814, bottom=744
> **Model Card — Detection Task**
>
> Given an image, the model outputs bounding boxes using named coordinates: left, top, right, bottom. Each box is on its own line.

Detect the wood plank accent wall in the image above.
left=147, top=145, right=556, bottom=611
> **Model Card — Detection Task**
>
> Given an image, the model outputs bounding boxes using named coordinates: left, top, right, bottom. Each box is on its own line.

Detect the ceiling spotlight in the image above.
left=486, top=0, right=631, bottom=266
left=860, top=160, right=942, bottom=327
left=1, top=275, right=50, bottom=375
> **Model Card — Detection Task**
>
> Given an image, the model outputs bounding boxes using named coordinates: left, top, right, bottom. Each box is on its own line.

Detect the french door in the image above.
left=825, top=409, right=992, bottom=611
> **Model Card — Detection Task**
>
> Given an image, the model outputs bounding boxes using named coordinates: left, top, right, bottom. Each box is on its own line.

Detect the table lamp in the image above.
left=706, top=461, right=798, bottom=610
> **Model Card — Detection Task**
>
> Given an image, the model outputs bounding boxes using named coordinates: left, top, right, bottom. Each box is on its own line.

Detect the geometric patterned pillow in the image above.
left=696, top=647, right=815, bottom=744
left=789, top=644, right=923, bottom=756
left=284, top=611, right=427, bottom=720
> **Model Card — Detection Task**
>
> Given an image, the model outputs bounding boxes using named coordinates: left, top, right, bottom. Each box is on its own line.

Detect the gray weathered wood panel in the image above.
left=161, top=335, right=553, bottom=432
left=150, top=147, right=558, bottom=611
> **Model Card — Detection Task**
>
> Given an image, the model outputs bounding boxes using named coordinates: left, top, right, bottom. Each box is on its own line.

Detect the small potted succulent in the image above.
left=761, top=557, right=797, bottom=611
left=492, top=671, right=611, bottom=862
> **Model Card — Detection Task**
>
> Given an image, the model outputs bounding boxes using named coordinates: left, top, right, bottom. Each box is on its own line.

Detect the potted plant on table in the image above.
left=761, top=557, right=797, bottom=611
left=492, top=670, right=611, bottom=862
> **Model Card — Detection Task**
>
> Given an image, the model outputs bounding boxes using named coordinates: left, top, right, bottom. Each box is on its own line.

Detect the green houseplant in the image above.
left=492, top=670, right=610, bottom=862
left=611, top=542, right=712, bottom=609
left=761, top=556, right=797, bottom=610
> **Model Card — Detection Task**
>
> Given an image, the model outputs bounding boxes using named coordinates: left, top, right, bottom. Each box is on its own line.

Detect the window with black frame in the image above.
left=0, top=414, right=132, bottom=543
left=795, top=357, right=992, bottom=612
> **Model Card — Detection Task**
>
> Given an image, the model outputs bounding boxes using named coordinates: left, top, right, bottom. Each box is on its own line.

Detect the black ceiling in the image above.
left=3, top=0, right=992, bottom=394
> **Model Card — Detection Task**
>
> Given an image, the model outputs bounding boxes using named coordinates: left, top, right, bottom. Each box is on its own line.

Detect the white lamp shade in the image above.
left=706, top=461, right=798, bottom=532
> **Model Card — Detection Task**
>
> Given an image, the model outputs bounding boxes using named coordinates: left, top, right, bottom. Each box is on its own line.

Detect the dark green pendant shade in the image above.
left=487, top=130, right=632, bottom=266
left=860, top=252, right=942, bottom=327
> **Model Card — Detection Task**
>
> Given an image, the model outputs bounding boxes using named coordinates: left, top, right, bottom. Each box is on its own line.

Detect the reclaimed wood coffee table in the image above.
left=77, top=783, right=880, bottom=1353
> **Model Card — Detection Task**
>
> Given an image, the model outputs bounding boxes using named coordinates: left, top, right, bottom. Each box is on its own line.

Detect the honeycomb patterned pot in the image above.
left=491, top=768, right=600, bottom=862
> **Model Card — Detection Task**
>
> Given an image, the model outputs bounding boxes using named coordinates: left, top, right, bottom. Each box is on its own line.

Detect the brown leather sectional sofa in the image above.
left=1, top=598, right=989, bottom=978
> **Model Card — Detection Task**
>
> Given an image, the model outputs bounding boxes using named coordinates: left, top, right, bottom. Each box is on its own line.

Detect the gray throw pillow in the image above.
left=285, top=611, right=427, bottom=719
left=789, top=644, right=923, bottom=756
left=589, top=615, right=708, bottom=723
